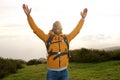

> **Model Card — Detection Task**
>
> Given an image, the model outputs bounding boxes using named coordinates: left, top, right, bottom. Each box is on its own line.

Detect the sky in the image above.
left=0, top=0, right=120, bottom=61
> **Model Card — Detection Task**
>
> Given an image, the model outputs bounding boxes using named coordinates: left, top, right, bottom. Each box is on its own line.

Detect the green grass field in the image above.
left=1, top=60, right=120, bottom=80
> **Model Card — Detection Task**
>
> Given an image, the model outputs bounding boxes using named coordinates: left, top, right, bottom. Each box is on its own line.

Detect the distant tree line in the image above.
left=69, top=48, right=120, bottom=63
left=27, top=58, right=46, bottom=66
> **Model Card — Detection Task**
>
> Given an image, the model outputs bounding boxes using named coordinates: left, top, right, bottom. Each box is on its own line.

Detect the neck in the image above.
left=55, top=33, right=60, bottom=35
left=54, top=32, right=62, bottom=35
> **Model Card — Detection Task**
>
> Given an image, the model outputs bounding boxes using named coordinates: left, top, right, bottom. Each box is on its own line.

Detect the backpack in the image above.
left=46, top=35, right=71, bottom=58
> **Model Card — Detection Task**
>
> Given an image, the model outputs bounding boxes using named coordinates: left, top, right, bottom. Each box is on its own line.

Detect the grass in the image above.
left=1, top=60, right=120, bottom=80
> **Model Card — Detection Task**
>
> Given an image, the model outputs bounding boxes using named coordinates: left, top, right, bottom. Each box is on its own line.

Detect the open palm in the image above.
left=81, top=8, right=88, bottom=19
left=23, top=4, right=32, bottom=16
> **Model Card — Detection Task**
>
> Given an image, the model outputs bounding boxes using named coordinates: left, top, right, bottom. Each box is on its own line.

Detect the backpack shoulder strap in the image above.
left=63, top=35, right=69, bottom=49
left=63, top=35, right=71, bottom=58
left=46, top=35, right=54, bottom=50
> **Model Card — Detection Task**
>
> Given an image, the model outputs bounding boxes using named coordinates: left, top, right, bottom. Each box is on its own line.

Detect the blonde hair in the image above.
left=52, top=21, right=62, bottom=31
left=52, top=21, right=62, bottom=33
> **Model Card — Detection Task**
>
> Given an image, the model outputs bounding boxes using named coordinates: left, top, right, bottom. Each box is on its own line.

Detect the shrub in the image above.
left=110, top=50, right=120, bottom=60
left=0, top=57, right=26, bottom=78
left=0, top=58, right=16, bottom=78
left=14, top=59, right=26, bottom=69
left=69, top=48, right=120, bottom=63
left=27, top=59, right=41, bottom=65
left=39, top=58, right=47, bottom=64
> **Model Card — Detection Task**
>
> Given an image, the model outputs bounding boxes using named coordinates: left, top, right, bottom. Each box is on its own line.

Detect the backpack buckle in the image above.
left=58, top=52, right=61, bottom=54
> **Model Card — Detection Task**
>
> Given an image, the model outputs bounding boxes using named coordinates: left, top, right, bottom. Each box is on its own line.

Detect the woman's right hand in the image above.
left=81, top=8, right=88, bottom=20
left=22, top=4, right=32, bottom=16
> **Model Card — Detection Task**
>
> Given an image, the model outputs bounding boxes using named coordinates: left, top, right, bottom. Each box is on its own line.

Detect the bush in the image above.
left=27, top=59, right=41, bottom=65
left=27, top=58, right=46, bottom=66
left=0, top=57, right=26, bottom=78
left=39, top=58, right=47, bottom=64
left=69, top=48, right=120, bottom=63
left=0, top=58, right=16, bottom=78
left=110, top=50, right=120, bottom=60
left=14, top=59, right=26, bottom=69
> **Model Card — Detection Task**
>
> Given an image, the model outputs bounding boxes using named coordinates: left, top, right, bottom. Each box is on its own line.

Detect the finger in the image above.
left=30, top=8, right=32, bottom=13
left=26, top=5, right=28, bottom=10
left=80, top=11, right=83, bottom=16
left=23, top=4, right=25, bottom=9
left=27, top=5, right=30, bottom=12
left=23, top=4, right=27, bottom=10
left=84, top=8, right=88, bottom=13
left=23, top=4, right=27, bottom=13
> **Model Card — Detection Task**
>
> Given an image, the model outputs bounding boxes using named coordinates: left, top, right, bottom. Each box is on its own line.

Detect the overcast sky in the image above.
left=0, top=0, right=120, bottom=61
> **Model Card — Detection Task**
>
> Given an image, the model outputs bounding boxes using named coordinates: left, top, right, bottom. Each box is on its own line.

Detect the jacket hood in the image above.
left=48, top=30, right=63, bottom=35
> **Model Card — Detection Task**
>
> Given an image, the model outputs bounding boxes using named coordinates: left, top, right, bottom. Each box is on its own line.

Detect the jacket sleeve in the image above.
left=27, top=15, right=47, bottom=42
left=67, top=19, right=84, bottom=42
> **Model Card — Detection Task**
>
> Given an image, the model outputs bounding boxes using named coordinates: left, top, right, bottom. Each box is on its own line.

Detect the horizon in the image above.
left=0, top=0, right=120, bottom=61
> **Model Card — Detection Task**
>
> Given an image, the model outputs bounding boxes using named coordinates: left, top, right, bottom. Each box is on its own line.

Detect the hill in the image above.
left=103, top=46, right=120, bottom=51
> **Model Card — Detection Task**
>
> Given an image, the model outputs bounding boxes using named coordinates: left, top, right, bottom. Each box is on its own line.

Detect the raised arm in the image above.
left=22, top=4, right=47, bottom=42
left=67, top=8, right=88, bottom=42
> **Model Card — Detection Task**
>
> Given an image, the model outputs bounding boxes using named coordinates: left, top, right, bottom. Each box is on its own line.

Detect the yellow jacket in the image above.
left=27, top=15, right=84, bottom=68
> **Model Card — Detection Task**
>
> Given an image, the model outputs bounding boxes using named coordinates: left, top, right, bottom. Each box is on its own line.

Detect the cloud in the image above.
left=0, top=24, right=33, bottom=37
left=81, top=34, right=111, bottom=41
left=0, top=36, right=47, bottom=61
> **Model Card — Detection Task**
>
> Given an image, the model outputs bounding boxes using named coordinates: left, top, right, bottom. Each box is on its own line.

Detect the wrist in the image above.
left=27, top=14, right=30, bottom=17
left=81, top=17, right=85, bottom=20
